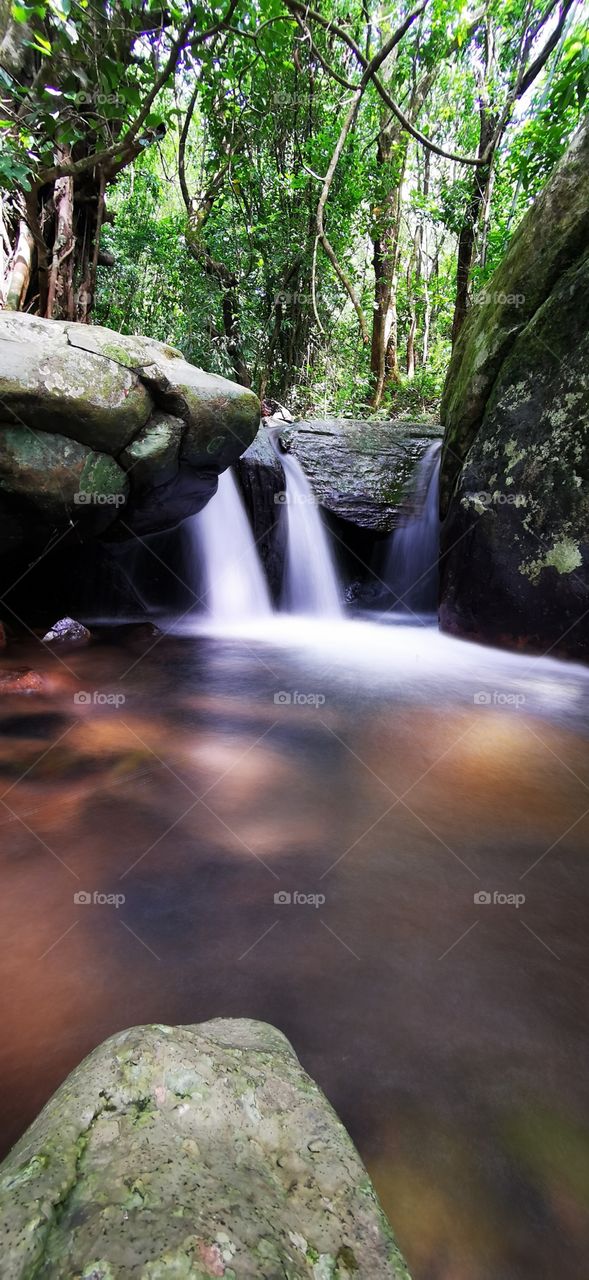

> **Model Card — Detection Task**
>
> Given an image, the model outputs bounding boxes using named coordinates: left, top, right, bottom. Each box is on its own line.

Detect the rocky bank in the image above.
left=439, top=118, right=589, bottom=658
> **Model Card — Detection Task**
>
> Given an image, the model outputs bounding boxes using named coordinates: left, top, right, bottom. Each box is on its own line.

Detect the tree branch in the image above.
left=286, top=0, right=487, bottom=166
left=35, top=0, right=240, bottom=188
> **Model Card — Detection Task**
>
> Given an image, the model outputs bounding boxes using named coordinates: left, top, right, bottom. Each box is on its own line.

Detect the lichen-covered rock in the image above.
left=439, top=119, right=589, bottom=659
left=0, top=319, right=152, bottom=453
left=0, top=1020, right=410, bottom=1280
left=0, top=314, right=261, bottom=568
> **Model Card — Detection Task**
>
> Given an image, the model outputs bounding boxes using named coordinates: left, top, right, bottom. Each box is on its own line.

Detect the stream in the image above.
left=1, top=614, right=588, bottom=1280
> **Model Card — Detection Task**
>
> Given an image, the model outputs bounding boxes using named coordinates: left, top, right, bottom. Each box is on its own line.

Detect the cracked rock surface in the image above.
left=0, top=1019, right=410, bottom=1280
left=0, top=314, right=260, bottom=554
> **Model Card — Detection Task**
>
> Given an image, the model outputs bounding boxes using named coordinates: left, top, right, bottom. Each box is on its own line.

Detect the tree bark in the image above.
left=369, top=128, right=407, bottom=407
left=451, top=143, right=494, bottom=343
left=46, top=153, right=75, bottom=320
left=4, top=218, right=34, bottom=311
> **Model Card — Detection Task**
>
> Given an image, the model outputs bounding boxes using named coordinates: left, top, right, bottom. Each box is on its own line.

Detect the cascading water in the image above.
left=271, top=433, right=343, bottom=617
left=189, top=468, right=272, bottom=621
left=385, top=440, right=442, bottom=614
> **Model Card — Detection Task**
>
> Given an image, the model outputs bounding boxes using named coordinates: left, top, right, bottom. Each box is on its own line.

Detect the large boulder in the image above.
left=0, top=1019, right=410, bottom=1280
left=276, top=419, right=441, bottom=531
left=238, top=419, right=440, bottom=599
left=439, top=120, right=589, bottom=658
left=0, top=314, right=260, bottom=558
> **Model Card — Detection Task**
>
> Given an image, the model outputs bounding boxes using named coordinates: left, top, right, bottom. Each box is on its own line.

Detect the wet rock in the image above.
left=241, top=419, right=441, bottom=534
left=0, top=1019, right=410, bottom=1279
left=0, top=668, right=45, bottom=694
left=439, top=118, right=589, bottom=659
left=238, top=419, right=441, bottom=596
left=43, top=617, right=91, bottom=645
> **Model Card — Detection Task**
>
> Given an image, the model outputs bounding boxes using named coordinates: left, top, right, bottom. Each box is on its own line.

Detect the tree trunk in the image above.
left=451, top=104, right=497, bottom=344
left=47, top=160, right=75, bottom=320
left=4, top=219, right=34, bottom=311
left=369, top=129, right=407, bottom=408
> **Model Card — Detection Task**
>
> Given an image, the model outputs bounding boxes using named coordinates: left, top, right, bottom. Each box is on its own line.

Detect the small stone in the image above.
left=43, top=616, right=91, bottom=645
left=0, top=669, right=45, bottom=694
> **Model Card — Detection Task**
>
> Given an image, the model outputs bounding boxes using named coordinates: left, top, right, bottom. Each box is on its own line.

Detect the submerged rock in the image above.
left=42, top=617, right=92, bottom=645
left=0, top=668, right=45, bottom=694
left=0, top=1019, right=410, bottom=1279
left=440, top=118, right=589, bottom=659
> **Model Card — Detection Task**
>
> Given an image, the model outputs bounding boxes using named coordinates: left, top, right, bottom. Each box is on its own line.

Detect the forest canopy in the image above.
left=0, top=0, right=587, bottom=415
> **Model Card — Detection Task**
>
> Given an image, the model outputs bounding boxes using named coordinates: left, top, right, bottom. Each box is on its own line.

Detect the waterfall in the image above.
left=385, top=441, right=441, bottom=614
left=190, top=468, right=272, bottom=621
left=271, top=434, right=343, bottom=617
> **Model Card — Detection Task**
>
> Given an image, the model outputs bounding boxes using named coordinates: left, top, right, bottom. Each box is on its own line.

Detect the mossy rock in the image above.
left=439, top=119, right=589, bottom=659
left=0, top=1020, right=410, bottom=1280
left=0, top=425, right=127, bottom=532
left=0, top=314, right=262, bottom=562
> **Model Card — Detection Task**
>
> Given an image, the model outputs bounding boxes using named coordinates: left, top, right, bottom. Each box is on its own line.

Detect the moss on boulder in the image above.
left=0, top=314, right=261, bottom=565
left=439, top=120, right=589, bottom=659
left=0, top=1020, right=410, bottom=1280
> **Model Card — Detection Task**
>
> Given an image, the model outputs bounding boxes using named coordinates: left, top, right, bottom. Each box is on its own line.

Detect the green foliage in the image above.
left=1, top=0, right=585, bottom=414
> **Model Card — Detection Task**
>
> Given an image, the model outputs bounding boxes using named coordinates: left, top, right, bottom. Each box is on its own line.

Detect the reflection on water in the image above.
left=1, top=618, right=589, bottom=1280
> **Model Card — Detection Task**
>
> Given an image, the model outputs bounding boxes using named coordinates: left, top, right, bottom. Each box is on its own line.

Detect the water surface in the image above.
left=1, top=617, right=588, bottom=1280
